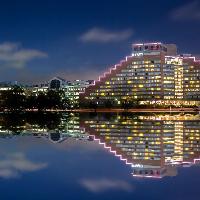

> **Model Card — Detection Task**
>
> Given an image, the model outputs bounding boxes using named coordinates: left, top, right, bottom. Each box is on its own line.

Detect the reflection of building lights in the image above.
left=132, top=174, right=162, bottom=179
left=92, top=135, right=133, bottom=165
left=82, top=115, right=200, bottom=179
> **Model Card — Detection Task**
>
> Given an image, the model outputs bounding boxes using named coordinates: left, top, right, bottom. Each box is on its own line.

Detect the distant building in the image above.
left=63, top=80, right=94, bottom=106
left=49, top=77, right=67, bottom=90
left=80, top=42, right=200, bottom=106
left=0, top=81, right=20, bottom=91
left=29, top=77, right=66, bottom=96
left=31, top=82, right=49, bottom=95
left=27, top=77, right=94, bottom=106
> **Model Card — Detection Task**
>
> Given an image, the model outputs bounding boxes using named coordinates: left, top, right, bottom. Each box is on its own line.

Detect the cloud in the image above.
left=0, top=42, right=48, bottom=69
left=54, top=67, right=104, bottom=81
left=170, top=1, right=200, bottom=21
left=0, top=152, right=47, bottom=179
left=79, top=178, right=133, bottom=193
left=80, top=28, right=133, bottom=43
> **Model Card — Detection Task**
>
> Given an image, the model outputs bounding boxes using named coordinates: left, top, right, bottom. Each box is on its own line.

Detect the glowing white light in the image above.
left=132, top=174, right=162, bottom=179
left=131, top=164, right=144, bottom=168
left=132, top=53, right=143, bottom=57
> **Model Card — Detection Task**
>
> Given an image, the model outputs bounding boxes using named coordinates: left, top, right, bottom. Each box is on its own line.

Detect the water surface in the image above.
left=0, top=112, right=199, bottom=200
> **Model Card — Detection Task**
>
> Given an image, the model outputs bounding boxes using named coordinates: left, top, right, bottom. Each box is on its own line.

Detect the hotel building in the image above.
left=80, top=42, right=200, bottom=106
left=80, top=114, right=200, bottom=178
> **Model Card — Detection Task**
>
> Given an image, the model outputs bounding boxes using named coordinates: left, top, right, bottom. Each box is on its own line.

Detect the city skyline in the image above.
left=0, top=0, right=200, bottom=83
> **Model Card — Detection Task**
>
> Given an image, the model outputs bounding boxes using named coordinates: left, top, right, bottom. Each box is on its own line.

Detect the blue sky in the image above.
left=0, top=0, right=200, bottom=83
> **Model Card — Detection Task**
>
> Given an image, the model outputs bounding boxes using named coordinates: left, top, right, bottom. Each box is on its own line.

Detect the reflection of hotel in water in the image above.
left=81, top=114, right=200, bottom=178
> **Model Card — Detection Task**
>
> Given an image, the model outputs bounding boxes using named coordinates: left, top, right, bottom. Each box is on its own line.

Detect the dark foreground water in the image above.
left=0, top=112, right=200, bottom=200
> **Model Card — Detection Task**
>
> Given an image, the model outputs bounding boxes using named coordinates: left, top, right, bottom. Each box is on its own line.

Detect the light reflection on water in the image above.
left=0, top=112, right=200, bottom=200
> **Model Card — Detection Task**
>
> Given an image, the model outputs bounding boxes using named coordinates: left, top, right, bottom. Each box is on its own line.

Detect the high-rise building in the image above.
left=80, top=42, right=200, bottom=106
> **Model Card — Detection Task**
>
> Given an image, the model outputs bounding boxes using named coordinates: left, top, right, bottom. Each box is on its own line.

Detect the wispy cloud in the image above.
left=54, top=67, right=104, bottom=81
left=0, top=152, right=47, bottom=179
left=80, top=28, right=133, bottom=43
left=0, top=42, right=48, bottom=69
left=170, top=1, right=200, bottom=21
left=79, top=178, right=133, bottom=193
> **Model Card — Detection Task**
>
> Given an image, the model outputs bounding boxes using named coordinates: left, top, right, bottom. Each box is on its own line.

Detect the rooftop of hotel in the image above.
left=131, top=42, right=200, bottom=63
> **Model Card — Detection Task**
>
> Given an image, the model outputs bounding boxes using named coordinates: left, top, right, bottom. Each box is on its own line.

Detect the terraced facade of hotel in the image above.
left=80, top=42, right=200, bottom=106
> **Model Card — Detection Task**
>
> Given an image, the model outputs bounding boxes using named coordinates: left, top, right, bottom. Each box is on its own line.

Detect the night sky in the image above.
left=0, top=0, right=200, bottom=83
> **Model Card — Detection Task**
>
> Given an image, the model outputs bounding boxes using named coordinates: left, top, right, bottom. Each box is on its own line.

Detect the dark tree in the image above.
left=25, top=95, right=37, bottom=109
left=37, top=92, right=48, bottom=111
left=104, top=100, right=112, bottom=109
left=46, top=90, right=62, bottom=109
left=1, top=85, right=26, bottom=111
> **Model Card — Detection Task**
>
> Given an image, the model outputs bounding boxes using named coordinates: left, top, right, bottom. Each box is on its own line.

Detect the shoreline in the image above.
left=72, top=108, right=200, bottom=113
left=1, top=108, right=200, bottom=113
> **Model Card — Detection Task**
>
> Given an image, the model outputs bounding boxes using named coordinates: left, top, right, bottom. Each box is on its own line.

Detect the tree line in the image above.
left=0, top=85, right=71, bottom=111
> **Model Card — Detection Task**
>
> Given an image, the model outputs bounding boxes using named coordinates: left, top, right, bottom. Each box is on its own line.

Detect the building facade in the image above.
left=63, top=80, right=94, bottom=106
left=80, top=42, right=200, bottom=106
